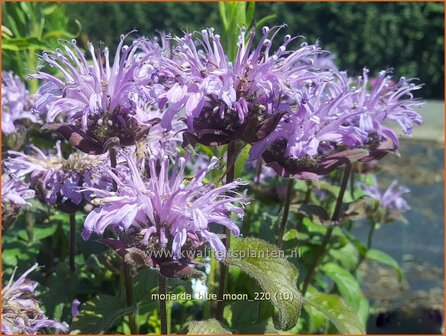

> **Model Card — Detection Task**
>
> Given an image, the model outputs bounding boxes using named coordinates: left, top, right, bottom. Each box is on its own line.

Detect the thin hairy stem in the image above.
left=276, top=178, right=295, bottom=249
left=216, top=141, right=236, bottom=321
left=354, top=221, right=376, bottom=272
left=301, top=165, right=352, bottom=295
left=159, top=273, right=168, bottom=335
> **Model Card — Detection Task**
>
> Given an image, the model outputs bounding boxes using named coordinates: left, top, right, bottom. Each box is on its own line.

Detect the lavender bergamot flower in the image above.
left=2, top=264, right=68, bottom=335
left=2, top=71, right=40, bottom=135
left=4, top=142, right=111, bottom=213
left=82, top=151, right=246, bottom=278
left=31, top=34, right=161, bottom=155
left=359, top=178, right=410, bottom=223
left=160, top=26, right=329, bottom=147
left=1, top=174, right=35, bottom=229
left=249, top=68, right=423, bottom=180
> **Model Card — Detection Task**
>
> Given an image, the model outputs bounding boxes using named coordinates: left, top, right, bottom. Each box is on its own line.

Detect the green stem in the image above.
left=69, top=212, right=76, bottom=273
left=123, top=263, right=138, bottom=334
left=301, top=165, right=352, bottom=295
left=354, top=221, right=376, bottom=272
left=276, top=178, right=295, bottom=249
left=215, top=141, right=236, bottom=321
left=159, top=273, right=168, bottom=335
left=255, top=158, right=263, bottom=185
left=296, top=182, right=312, bottom=233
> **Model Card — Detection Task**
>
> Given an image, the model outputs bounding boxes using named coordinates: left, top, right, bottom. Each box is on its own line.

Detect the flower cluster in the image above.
left=249, top=68, right=423, bottom=180
left=1, top=174, right=35, bottom=228
left=82, top=151, right=246, bottom=277
left=31, top=34, right=161, bottom=154
left=2, top=264, right=68, bottom=335
left=4, top=142, right=110, bottom=213
left=160, top=26, right=329, bottom=146
left=1, top=71, right=40, bottom=135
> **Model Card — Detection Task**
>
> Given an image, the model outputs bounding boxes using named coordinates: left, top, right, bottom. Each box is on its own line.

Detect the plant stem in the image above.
left=297, top=182, right=312, bottom=232
left=69, top=212, right=76, bottom=273
left=109, top=147, right=137, bottom=334
left=350, top=169, right=355, bottom=199
left=276, top=178, right=295, bottom=249
left=354, top=221, right=376, bottom=272
left=123, top=263, right=138, bottom=334
left=215, top=141, right=236, bottom=321
left=301, top=165, right=352, bottom=295
left=159, top=273, right=168, bottom=335
left=109, top=146, right=118, bottom=191
left=255, top=158, right=263, bottom=184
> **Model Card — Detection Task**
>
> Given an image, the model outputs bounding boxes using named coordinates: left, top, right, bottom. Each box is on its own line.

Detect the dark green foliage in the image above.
left=64, top=2, right=444, bottom=99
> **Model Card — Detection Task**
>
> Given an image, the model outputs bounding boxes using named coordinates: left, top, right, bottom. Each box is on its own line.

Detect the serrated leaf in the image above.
left=366, top=249, right=403, bottom=281
left=304, top=291, right=365, bottom=334
left=186, top=319, right=232, bottom=334
left=70, top=295, right=135, bottom=334
left=226, top=237, right=302, bottom=330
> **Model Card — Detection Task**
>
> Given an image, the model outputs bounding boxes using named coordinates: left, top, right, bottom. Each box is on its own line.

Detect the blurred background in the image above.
left=2, top=2, right=444, bottom=334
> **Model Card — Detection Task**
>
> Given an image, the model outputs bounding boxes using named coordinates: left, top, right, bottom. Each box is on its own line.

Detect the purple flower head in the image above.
left=130, top=103, right=184, bottom=170
left=340, top=69, right=423, bottom=161
left=249, top=79, right=371, bottom=180
left=82, top=151, right=247, bottom=277
left=31, top=34, right=161, bottom=155
left=249, top=68, right=423, bottom=180
left=2, top=264, right=68, bottom=334
left=2, top=71, right=40, bottom=134
left=160, top=26, right=329, bottom=147
left=4, top=142, right=111, bottom=213
left=359, top=178, right=410, bottom=223
left=360, top=178, right=410, bottom=211
left=2, top=174, right=35, bottom=228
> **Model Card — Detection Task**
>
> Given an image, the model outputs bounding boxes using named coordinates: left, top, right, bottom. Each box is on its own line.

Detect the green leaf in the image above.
left=304, top=291, right=365, bottom=334
left=70, top=295, right=135, bottom=334
left=255, top=15, right=277, bottom=29
left=133, top=269, right=158, bottom=304
left=2, top=25, right=13, bottom=37
left=246, top=2, right=255, bottom=28
left=218, top=3, right=227, bottom=28
left=33, top=225, right=58, bottom=241
left=226, top=237, right=302, bottom=330
left=224, top=301, right=278, bottom=334
left=234, top=144, right=251, bottom=178
left=185, top=319, right=232, bottom=334
left=321, top=263, right=369, bottom=327
left=2, top=36, right=49, bottom=51
left=329, top=243, right=359, bottom=271
left=42, top=29, right=77, bottom=40
left=366, top=249, right=403, bottom=281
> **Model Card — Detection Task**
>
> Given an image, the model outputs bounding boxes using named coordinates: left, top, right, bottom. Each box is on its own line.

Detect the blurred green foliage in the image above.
left=64, top=2, right=444, bottom=99
left=2, top=2, right=80, bottom=92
